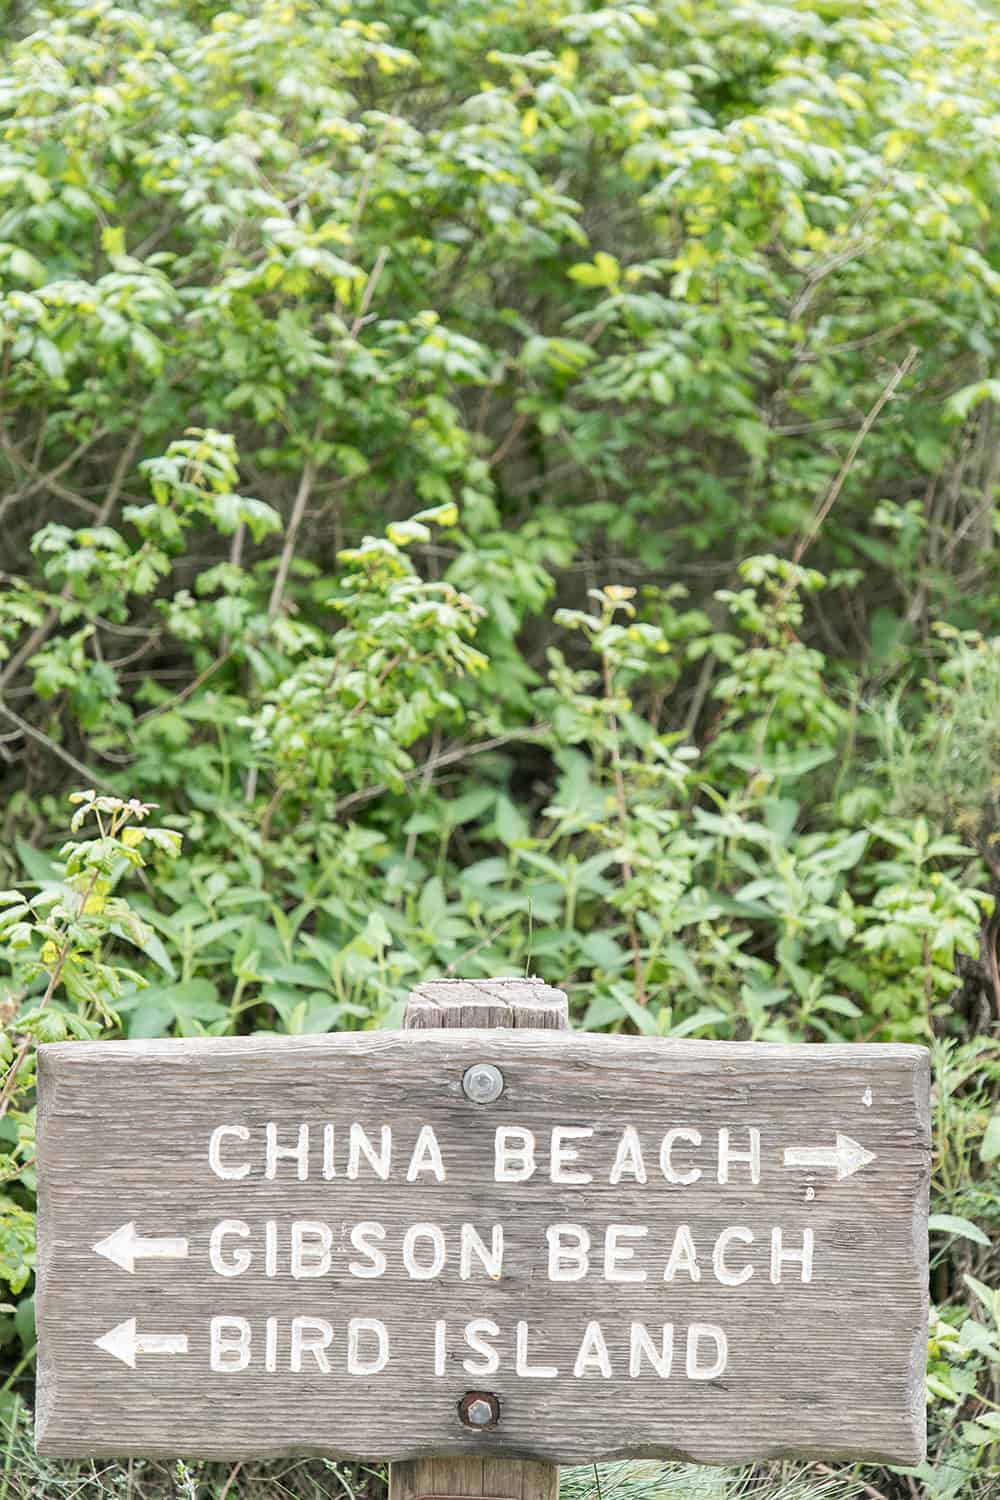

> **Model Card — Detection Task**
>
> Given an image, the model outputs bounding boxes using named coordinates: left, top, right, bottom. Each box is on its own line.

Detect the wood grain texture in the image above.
left=389, top=980, right=563, bottom=1500
left=403, top=978, right=568, bottom=1034
left=35, top=1022, right=930, bottom=1467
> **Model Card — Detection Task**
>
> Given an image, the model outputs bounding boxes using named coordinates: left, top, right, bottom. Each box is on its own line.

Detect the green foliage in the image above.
left=1, top=0, right=999, bottom=1496
left=0, top=793, right=181, bottom=1346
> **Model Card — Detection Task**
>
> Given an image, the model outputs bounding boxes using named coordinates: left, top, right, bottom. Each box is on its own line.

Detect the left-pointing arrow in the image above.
left=92, top=1221, right=189, bottom=1274
left=94, top=1317, right=189, bottom=1369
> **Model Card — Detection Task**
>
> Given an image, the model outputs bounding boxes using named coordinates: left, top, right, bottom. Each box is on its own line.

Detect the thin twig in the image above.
left=0, top=703, right=117, bottom=792
left=248, top=454, right=321, bottom=805
left=789, top=237, right=871, bottom=322
left=0, top=426, right=108, bottom=516
left=134, top=650, right=233, bottom=725
left=602, top=654, right=647, bottom=1007
left=333, top=724, right=550, bottom=819
left=812, top=1463, right=891, bottom=1500
left=702, top=347, right=921, bottom=755
left=404, top=725, right=442, bottom=863
left=0, top=425, right=143, bottom=691
left=349, top=246, right=388, bottom=337
left=489, top=411, right=530, bottom=466
left=219, top=1461, right=243, bottom=1500
left=681, top=650, right=716, bottom=742
left=268, top=457, right=318, bottom=620
left=792, top=346, right=920, bottom=565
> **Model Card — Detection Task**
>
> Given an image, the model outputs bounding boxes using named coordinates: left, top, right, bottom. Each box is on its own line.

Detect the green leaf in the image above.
left=927, top=1214, right=990, bottom=1247
left=957, top=1318, right=998, bottom=1357
left=119, top=980, right=223, bottom=1029
left=14, top=1294, right=34, bottom=1347
left=963, top=1273, right=999, bottom=1327
left=668, top=1007, right=728, bottom=1039
left=980, top=1113, right=1000, bottom=1164
left=614, top=993, right=660, bottom=1035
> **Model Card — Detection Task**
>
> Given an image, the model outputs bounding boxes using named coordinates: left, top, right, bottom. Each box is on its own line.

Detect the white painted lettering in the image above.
left=573, top=1320, right=612, bottom=1378
left=717, top=1127, right=761, bottom=1185
left=516, top=1320, right=558, bottom=1378
left=663, top=1224, right=701, bottom=1282
left=550, top=1126, right=593, bottom=1184
left=208, top=1125, right=250, bottom=1181
left=546, top=1223, right=590, bottom=1281
left=290, top=1316, right=333, bottom=1373
left=348, top=1221, right=387, bottom=1279
left=406, top=1124, right=446, bottom=1183
left=348, top=1317, right=389, bottom=1375
left=713, top=1226, right=754, bottom=1286
left=462, top=1318, right=500, bottom=1376
left=347, top=1123, right=391, bottom=1181
left=210, top=1316, right=251, bottom=1372
left=495, top=1127, right=536, bottom=1182
left=770, top=1226, right=814, bottom=1283
left=609, top=1125, right=647, bottom=1185
left=604, top=1224, right=648, bottom=1282
left=265, top=1122, right=309, bottom=1181
left=291, top=1220, right=333, bottom=1279
left=209, top=1219, right=251, bottom=1278
left=629, top=1322, right=673, bottom=1378
left=402, top=1222, right=446, bottom=1280
left=686, top=1323, right=728, bottom=1380
left=460, top=1223, right=503, bottom=1280
left=660, top=1128, right=702, bottom=1185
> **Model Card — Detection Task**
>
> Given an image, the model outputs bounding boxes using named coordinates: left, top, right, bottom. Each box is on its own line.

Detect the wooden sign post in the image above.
left=35, top=977, right=931, bottom=1471
left=390, top=980, right=565, bottom=1500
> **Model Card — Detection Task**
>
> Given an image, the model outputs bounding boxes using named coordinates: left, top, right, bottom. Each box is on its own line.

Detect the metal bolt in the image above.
left=459, top=1392, right=500, bottom=1429
left=462, top=1062, right=504, bottom=1104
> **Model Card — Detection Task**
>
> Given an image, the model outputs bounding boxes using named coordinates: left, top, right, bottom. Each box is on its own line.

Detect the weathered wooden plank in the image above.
left=403, top=977, right=569, bottom=1032
left=35, top=1027, right=930, bottom=1466
left=388, top=980, right=564, bottom=1500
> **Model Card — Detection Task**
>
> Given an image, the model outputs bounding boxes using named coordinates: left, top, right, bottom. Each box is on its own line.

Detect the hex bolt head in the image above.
left=459, top=1391, right=500, bottom=1429
left=462, top=1062, right=504, bottom=1104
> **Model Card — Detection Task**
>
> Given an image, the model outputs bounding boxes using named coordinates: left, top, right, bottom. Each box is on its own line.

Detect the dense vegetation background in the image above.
left=0, top=0, right=998, bottom=1496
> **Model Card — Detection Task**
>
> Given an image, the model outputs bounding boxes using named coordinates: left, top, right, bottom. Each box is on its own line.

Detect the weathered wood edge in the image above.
left=34, top=1047, right=55, bottom=1453
left=35, top=1031, right=929, bottom=1066
left=389, top=979, right=564, bottom=1500
left=908, top=1045, right=931, bottom=1461
left=405, top=976, right=568, bottom=1032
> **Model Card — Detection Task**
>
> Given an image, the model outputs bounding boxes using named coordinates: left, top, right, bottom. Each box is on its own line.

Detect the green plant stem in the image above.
left=0, top=848, right=106, bottom=1123
left=0, top=1395, right=18, bottom=1500
left=602, top=652, right=647, bottom=1007
left=0, top=1344, right=36, bottom=1394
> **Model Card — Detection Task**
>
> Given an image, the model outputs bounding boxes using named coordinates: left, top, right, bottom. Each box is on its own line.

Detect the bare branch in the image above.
left=267, top=457, right=318, bottom=620
left=0, top=425, right=144, bottom=692
left=792, top=346, right=920, bottom=566
left=333, top=724, right=550, bottom=819
left=0, top=702, right=117, bottom=792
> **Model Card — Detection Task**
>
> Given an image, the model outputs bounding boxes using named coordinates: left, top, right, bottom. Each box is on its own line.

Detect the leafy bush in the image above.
left=1, top=0, right=998, bottom=1496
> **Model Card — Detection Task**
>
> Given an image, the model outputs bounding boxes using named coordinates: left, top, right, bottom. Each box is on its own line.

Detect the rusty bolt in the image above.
left=459, top=1391, right=500, bottom=1429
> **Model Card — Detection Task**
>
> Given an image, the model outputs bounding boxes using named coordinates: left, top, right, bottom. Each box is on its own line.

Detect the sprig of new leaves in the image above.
left=0, top=792, right=183, bottom=1123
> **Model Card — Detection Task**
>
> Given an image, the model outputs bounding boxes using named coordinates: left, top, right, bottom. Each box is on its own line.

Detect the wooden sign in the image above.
left=36, top=991, right=930, bottom=1467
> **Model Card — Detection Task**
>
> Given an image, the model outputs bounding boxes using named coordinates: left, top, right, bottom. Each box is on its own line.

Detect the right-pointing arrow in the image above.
left=92, top=1221, right=189, bottom=1274
left=783, top=1132, right=876, bottom=1181
left=94, top=1317, right=189, bottom=1369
